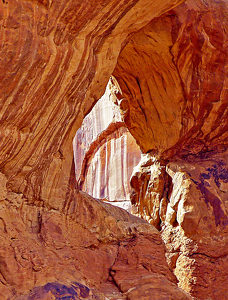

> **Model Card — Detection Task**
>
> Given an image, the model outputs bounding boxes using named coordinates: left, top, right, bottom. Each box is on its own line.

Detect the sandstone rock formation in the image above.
left=0, top=171, right=191, bottom=300
left=0, top=0, right=192, bottom=298
left=113, top=0, right=228, bottom=158
left=0, top=0, right=183, bottom=209
left=112, top=0, right=228, bottom=298
left=1, top=0, right=228, bottom=298
left=73, top=80, right=141, bottom=211
left=73, top=82, right=123, bottom=184
left=130, top=153, right=228, bottom=298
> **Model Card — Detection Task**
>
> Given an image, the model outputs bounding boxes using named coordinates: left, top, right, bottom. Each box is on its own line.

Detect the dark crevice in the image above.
left=135, top=76, right=143, bottom=95
left=172, top=219, right=179, bottom=227
left=165, top=172, right=173, bottom=201
left=109, top=241, right=121, bottom=288
left=37, top=211, right=42, bottom=234
left=189, top=251, right=228, bottom=260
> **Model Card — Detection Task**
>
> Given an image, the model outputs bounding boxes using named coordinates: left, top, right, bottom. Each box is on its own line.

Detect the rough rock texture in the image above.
left=1, top=0, right=228, bottom=299
left=0, top=0, right=183, bottom=209
left=73, top=81, right=123, bottom=183
left=0, top=0, right=191, bottom=298
left=0, top=172, right=191, bottom=300
left=130, top=152, right=228, bottom=298
left=113, top=0, right=228, bottom=158
left=73, top=80, right=141, bottom=209
left=112, top=0, right=228, bottom=298
left=130, top=155, right=168, bottom=227
left=163, top=155, right=228, bottom=299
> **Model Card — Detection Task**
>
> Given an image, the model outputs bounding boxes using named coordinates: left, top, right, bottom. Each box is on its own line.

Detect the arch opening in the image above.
left=73, top=78, right=141, bottom=212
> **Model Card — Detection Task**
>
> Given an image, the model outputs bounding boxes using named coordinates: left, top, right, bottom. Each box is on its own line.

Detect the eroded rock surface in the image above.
left=130, top=152, right=228, bottom=298
left=113, top=0, right=228, bottom=158
left=73, top=80, right=141, bottom=211
left=1, top=0, right=228, bottom=298
left=112, top=0, right=228, bottom=298
left=0, top=0, right=183, bottom=209
left=0, top=172, right=191, bottom=300
left=0, top=0, right=189, bottom=298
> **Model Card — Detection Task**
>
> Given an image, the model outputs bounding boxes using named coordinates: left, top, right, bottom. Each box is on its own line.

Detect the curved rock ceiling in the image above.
left=114, top=0, right=228, bottom=158
left=112, top=0, right=228, bottom=298
left=1, top=0, right=228, bottom=299
left=0, top=0, right=183, bottom=208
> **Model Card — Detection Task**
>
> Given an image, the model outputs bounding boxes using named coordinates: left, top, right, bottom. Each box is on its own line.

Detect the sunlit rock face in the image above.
left=73, top=82, right=123, bottom=183
left=0, top=171, right=191, bottom=300
left=0, top=0, right=189, bottom=298
left=0, top=0, right=183, bottom=210
left=112, top=0, right=228, bottom=298
left=130, top=152, right=228, bottom=298
left=73, top=81, right=141, bottom=211
left=2, top=0, right=228, bottom=298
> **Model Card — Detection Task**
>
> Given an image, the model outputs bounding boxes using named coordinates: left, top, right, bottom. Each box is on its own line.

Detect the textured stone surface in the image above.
left=0, top=172, right=190, bottom=300
left=113, top=0, right=228, bottom=158
left=1, top=0, right=228, bottom=299
left=16, top=282, right=96, bottom=300
left=112, top=0, right=228, bottom=298
left=73, top=81, right=123, bottom=183
left=130, top=154, right=168, bottom=227
left=163, top=153, right=228, bottom=299
left=111, top=235, right=191, bottom=300
left=0, top=0, right=189, bottom=298
left=73, top=81, right=141, bottom=207
left=0, top=0, right=183, bottom=210
left=130, top=153, right=228, bottom=299
left=81, top=127, right=140, bottom=204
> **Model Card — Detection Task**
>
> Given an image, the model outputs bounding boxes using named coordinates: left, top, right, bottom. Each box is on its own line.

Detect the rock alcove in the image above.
left=1, top=0, right=228, bottom=299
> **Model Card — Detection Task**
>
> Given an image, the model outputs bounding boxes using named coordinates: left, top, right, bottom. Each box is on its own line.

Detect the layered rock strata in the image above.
left=0, top=172, right=191, bottom=300
left=1, top=0, right=228, bottom=299
left=112, top=0, right=228, bottom=298
left=73, top=80, right=141, bottom=211
left=73, top=81, right=123, bottom=183
left=0, top=0, right=183, bottom=209
left=113, top=0, right=228, bottom=158
left=0, top=0, right=189, bottom=298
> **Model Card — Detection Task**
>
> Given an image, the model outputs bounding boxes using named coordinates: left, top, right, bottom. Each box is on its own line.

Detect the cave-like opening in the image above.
left=73, top=78, right=141, bottom=212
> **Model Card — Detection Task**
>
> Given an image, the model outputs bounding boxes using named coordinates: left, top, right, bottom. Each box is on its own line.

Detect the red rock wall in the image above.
left=0, top=171, right=191, bottom=300
left=1, top=0, right=228, bottom=298
left=0, top=0, right=183, bottom=210
left=130, top=153, right=228, bottom=298
left=112, top=0, right=228, bottom=298
left=113, top=0, right=228, bottom=158
left=0, top=0, right=190, bottom=299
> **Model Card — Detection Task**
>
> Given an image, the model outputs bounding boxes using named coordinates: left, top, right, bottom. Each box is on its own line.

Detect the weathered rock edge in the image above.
left=0, top=172, right=191, bottom=300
